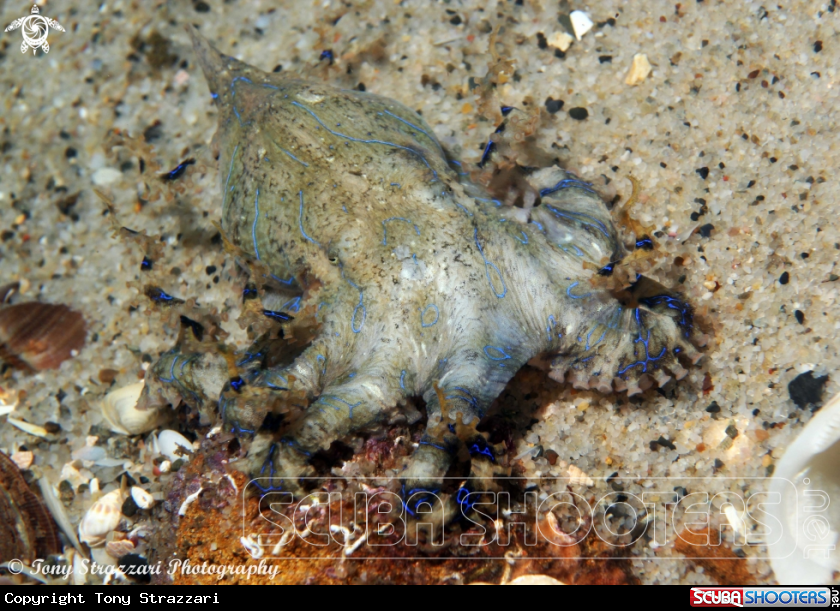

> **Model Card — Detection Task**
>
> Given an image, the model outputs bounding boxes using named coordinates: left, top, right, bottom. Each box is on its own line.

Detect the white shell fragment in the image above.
left=767, top=391, right=840, bottom=585
left=157, top=429, right=193, bottom=462
left=7, top=416, right=51, bottom=439
left=0, top=398, right=16, bottom=417
left=569, top=10, right=593, bottom=41
left=101, top=381, right=167, bottom=436
left=39, top=477, right=83, bottom=552
left=178, top=486, right=204, bottom=516
left=548, top=31, right=574, bottom=52
left=91, top=167, right=122, bottom=186
left=11, top=450, right=33, bottom=470
left=566, top=464, right=594, bottom=487
left=130, top=486, right=155, bottom=510
left=78, top=488, right=125, bottom=547
left=625, top=53, right=652, bottom=86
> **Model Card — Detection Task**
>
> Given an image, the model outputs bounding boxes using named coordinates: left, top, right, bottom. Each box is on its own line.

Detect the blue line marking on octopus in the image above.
left=455, top=202, right=474, bottom=217
left=264, top=371, right=289, bottom=391
left=566, top=282, right=592, bottom=299
left=473, top=227, right=507, bottom=298
left=321, top=395, right=363, bottom=419
left=298, top=190, right=320, bottom=246
left=268, top=274, right=295, bottom=286
left=382, top=217, right=421, bottom=245
left=546, top=315, right=562, bottom=342
left=280, top=296, right=302, bottom=313
left=585, top=328, right=607, bottom=351
left=229, top=77, right=257, bottom=127
left=617, top=312, right=667, bottom=376
left=341, top=273, right=366, bottom=334
left=351, top=296, right=366, bottom=333
left=158, top=354, right=178, bottom=383
left=544, top=205, right=610, bottom=239
left=252, top=189, right=262, bottom=260
left=220, top=144, right=239, bottom=216
left=236, top=351, right=262, bottom=367
left=446, top=387, right=480, bottom=412
left=290, top=100, right=439, bottom=182
left=280, top=147, right=309, bottom=167
left=474, top=197, right=503, bottom=207
left=638, top=294, right=694, bottom=338
left=449, top=159, right=470, bottom=176
left=483, top=345, right=511, bottom=361
left=379, top=109, right=444, bottom=154
left=539, top=178, right=597, bottom=197
left=420, top=304, right=439, bottom=327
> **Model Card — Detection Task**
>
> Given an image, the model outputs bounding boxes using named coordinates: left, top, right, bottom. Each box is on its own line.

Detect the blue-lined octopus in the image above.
left=139, top=28, right=704, bottom=497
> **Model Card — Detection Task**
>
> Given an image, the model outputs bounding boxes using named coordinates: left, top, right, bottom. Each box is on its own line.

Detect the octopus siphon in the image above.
left=138, top=28, right=704, bottom=502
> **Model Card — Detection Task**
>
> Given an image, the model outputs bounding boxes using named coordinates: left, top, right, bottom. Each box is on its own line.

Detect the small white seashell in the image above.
left=625, top=53, right=653, bottom=86
left=101, top=381, right=167, bottom=436
left=130, top=486, right=155, bottom=510
left=767, top=391, right=840, bottom=585
left=157, top=429, right=193, bottom=462
left=78, top=488, right=125, bottom=548
left=569, top=10, right=593, bottom=41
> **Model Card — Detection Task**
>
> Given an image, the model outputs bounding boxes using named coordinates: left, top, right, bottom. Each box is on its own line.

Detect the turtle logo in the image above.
left=5, top=5, right=65, bottom=55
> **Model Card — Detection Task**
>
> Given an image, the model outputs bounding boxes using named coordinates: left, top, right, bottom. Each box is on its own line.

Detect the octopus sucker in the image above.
left=139, top=27, right=705, bottom=498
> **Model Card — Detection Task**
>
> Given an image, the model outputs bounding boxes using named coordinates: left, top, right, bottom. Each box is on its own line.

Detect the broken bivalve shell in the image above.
left=106, top=538, right=135, bottom=559
left=156, top=429, right=193, bottom=462
left=0, top=302, right=86, bottom=370
left=767, top=391, right=840, bottom=585
left=101, top=381, right=168, bottom=436
left=130, top=486, right=155, bottom=510
left=0, top=451, right=62, bottom=563
left=78, top=488, right=126, bottom=548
